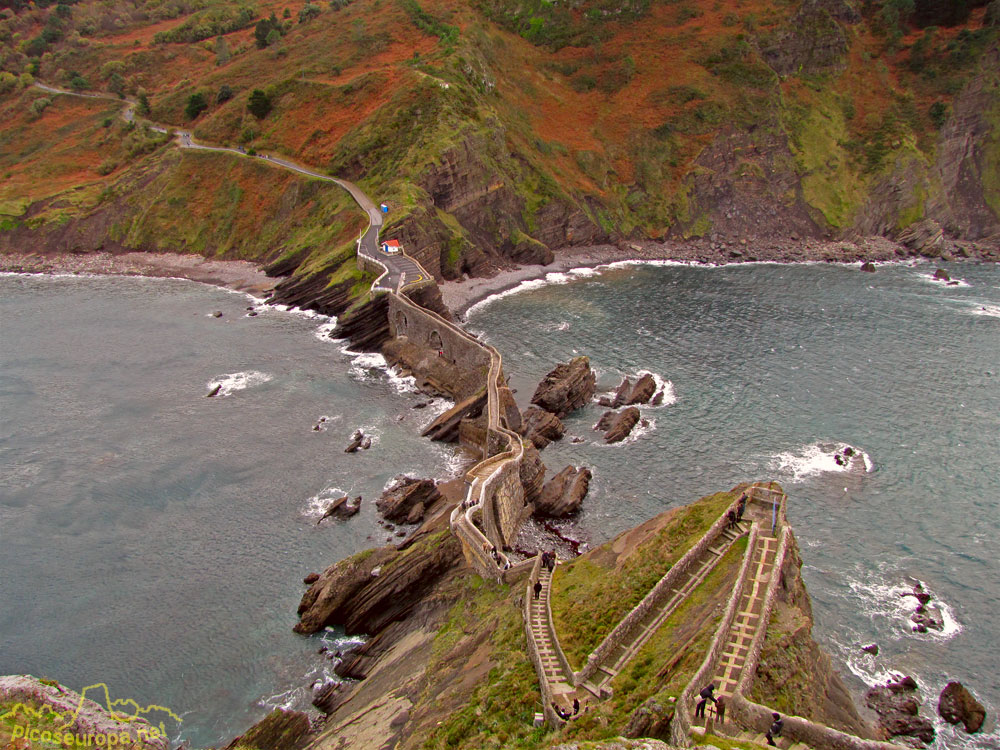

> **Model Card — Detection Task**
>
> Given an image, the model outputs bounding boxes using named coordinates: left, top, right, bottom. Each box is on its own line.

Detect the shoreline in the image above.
left=438, top=235, right=981, bottom=317
left=0, top=251, right=275, bottom=295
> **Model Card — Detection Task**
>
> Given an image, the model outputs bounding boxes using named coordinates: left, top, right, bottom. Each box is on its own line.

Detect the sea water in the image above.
left=467, top=260, right=1000, bottom=749
left=0, top=274, right=459, bottom=746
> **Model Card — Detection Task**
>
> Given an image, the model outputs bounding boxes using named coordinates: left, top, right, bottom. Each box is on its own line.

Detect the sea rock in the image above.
left=861, top=643, right=879, bottom=655
left=376, top=476, right=441, bottom=523
left=611, top=376, right=632, bottom=407
left=360, top=435, right=372, bottom=450
left=911, top=607, right=944, bottom=633
left=938, top=681, right=986, bottom=733
left=865, top=676, right=935, bottom=744
left=595, top=410, right=617, bottom=432
left=345, top=430, right=365, bottom=453
left=316, top=495, right=360, bottom=524
left=295, top=528, right=463, bottom=636
left=520, top=406, right=566, bottom=449
left=602, top=406, right=641, bottom=443
left=421, top=389, right=487, bottom=442
left=531, top=356, right=597, bottom=418
left=650, top=390, right=664, bottom=406
left=211, top=311, right=223, bottom=318
left=313, top=681, right=349, bottom=715
left=861, top=261, right=876, bottom=272
left=303, top=572, right=320, bottom=584
left=206, top=384, right=222, bottom=398
left=223, top=709, right=312, bottom=750
left=625, top=373, right=657, bottom=405
left=933, top=268, right=951, bottom=281
left=535, top=465, right=592, bottom=517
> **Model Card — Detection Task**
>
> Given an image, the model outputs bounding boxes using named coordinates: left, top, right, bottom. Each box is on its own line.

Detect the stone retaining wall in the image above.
left=669, top=523, right=762, bottom=747
left=575, top=501, right=741, bottom=686
left=388, top=294, right=491, bottom=374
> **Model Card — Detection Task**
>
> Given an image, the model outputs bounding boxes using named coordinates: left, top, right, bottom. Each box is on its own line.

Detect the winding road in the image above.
left=32, top=82, right=428, bottom=291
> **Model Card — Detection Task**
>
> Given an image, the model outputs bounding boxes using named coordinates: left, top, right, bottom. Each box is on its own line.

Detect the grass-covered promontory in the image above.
left=550, top=489, right=736, bottom=670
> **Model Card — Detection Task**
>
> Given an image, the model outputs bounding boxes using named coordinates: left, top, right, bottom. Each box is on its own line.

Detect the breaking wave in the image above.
left=769, top=441, right=873, bottom=481
left=205, top=370, right=272, bottom=397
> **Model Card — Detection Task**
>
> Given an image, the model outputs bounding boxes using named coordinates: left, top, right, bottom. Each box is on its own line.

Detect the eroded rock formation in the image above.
left=376, top=477, right=442, bottom=524
left=535, top=465, right=592, bottom=517
left=520, top=406, right=566, bottom=449
left=938, top=681, right=986, bottom=734
left=531, top=357, right=597, bottom=418
left=596, top=406, right=641, bottom=443
left=865, top=676, right=936, bottom=744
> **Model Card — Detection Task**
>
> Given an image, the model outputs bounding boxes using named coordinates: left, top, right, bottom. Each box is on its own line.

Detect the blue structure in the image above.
left=380, top=203, right=389, bottom=214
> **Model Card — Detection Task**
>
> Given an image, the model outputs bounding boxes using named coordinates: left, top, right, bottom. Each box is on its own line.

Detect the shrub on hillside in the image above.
left=247, top=88, right=271, bottom=118
left=299, top=3, right=322, bottom=22
left=254, top=12, right=282, bottom=48
left=185, top=91, right=208, bottom=119
left=217, top=84, right=233, bottom=104
left=153, top=6, right=256, bottom=44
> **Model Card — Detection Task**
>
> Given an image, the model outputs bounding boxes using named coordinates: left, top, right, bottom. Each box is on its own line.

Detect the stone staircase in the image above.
left=729, top=728, right=812, bottom=750
left=527, top=565, right=578, bottom=711
left=584, top=520, right=751, bottom=695
left=709, top=522, right=779, bottom=698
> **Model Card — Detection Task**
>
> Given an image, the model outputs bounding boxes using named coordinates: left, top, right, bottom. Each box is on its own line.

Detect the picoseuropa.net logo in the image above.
left=1, top=682, right=181, bottom=748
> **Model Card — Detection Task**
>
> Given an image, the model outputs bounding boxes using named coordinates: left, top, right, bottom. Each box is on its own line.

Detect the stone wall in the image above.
left=524, top=556, right=567, bottom=728
left=388, top=294, right=491, bottom=374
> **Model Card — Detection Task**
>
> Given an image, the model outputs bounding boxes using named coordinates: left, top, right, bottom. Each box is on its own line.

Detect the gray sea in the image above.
left=0, top=273, right=462, bottom=747
left=2, top=261, right=998, bottom=749
left=466, top=259, right=1000, bottom=749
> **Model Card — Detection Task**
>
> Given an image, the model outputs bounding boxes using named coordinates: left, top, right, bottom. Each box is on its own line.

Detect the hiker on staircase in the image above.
left=727, top=508, right=738, bottom=530
left=766, top=712, right=784, bottom=746
left=737, top=493, right=747, bottom=522
left=695, top=683, right=717, bottom=719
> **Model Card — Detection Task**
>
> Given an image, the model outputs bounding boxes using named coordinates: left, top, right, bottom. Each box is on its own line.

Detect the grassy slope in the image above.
left=550, top=489, right=736, bottom=671
left=2, top=0, right=997, bottom=273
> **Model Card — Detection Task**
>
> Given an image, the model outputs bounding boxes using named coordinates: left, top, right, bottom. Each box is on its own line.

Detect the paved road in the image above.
left=33, top=82, right=430, bottom=291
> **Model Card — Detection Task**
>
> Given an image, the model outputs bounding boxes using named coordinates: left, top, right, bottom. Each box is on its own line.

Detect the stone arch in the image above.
left=429, top=330, right=444, bottom=353
left=394, top=309, right=408, bottom=336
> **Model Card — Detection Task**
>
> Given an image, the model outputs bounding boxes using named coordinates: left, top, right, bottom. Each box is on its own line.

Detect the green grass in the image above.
left=550, top=490, right=736, bottom=671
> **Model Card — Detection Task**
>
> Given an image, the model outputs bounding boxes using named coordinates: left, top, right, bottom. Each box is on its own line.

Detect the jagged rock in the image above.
left=933, top=268, right=951, bottom=281
left=622, top=697, right=673, bottom=740
left=861, top=261, right=876, bottom=272
left=760, top=0, right=855, bottom=76
left=938, top=681, right=986, bottom=733
left=223, top=709, right=312, bottom=750
left=519, top=442, right=547, bottom=503
left=331, top=294, right=390, bottom=352
left=360, top=435, right=372, bottom=450
left=345, top=436, right=363, bottom=453
left=405, top=501, right=426, bottom=525
left=898, top=219, right=946, bottom=255
left=611, top=376, right=632, bottom=407
left=312, top=681, right=349, bottom=715
left=303, top=572, right=320, bottom=584
left=602, top=406, right=641, bottom=443
left=595, top=410, right=617, bottom=432
left=211, top=311, right=223, bottom=318
left=626, top=373, right=657, bottom=405
left=376, top=476, right=441, bottom=523
left=911, top=607, right=944, bottom=633
left=531, top=356, right=597, bottom=418
left=650, top=390, right=664, bottom=406
left=421, top=389, right=487, bottom=442
left=865, top=676, right=936, bottom=744
left=861, top=643, right=879, bottom=655
left=535, top=466, right=592, bottom=517
left=295, top=546, right=397, bottom=634
left=296, top=530, right=463, bottom=635
left=206, top=384, right=222, bottom=398
left=520, top=407, right=566, bottom=448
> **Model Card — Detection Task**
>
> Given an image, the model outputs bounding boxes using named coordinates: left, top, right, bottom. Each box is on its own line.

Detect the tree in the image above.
left=185, top=91, right=208, bottom=120
left=283, top=7, right=291, bottom=17
left=137, top=92, right=151, bottom=116
left=247, top=88, right=271, bottom=118
left=299, top=3, right=321, bottom=22
left=254, top=12, right=281, bottom=48
left=217, top=84, right=233, bottom=103
left=215, top=35, right=230, bottom=65
left=929, top=100, right=949, bottom=128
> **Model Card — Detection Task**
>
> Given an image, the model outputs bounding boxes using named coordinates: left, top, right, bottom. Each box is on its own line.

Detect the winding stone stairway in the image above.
left=527, top=566, right=578, bottom=712
left=585, top=520, right=751, bottom=696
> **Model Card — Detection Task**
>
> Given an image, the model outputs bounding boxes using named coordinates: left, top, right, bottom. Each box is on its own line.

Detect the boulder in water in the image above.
left=602, top=406, right=641, bottom=443
left=376, top=476, right=441, bottom=523
left=625, top=373, right=657, bottom=405
left=206, top=384, right=222, bottom=398
left=531, top=356, right=597, bottom=418
left=861, top=261, right=876, bottom=272
left=865, top=676, right=935, bottom=744
left=520, top=406, right=566, bottom=449
left=938, top=681, right=986, bottom=733
left=534, top=465, right=592, bottom=517
left=933, top=268, right=951, bottom=281
left=861, top=643, right=879, bottom=655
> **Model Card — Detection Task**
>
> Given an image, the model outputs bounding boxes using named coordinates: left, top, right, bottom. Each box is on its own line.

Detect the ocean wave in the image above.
left=541, top=320, right=571, bottom=332
left=205, top=370, right=272, bottom=397
left=844, top=570, right=962, bottom=642
left=314, top=319, right=339, bottom=341
left=769, top=441, right=873, bottom=481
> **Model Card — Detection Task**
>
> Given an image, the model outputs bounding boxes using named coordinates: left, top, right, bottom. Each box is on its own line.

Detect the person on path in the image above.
left=727, top=509, right=738, bottom=530
left=573, top=697, right=580, bottom=715
left=533, top=580, right=542, bottom=600
left=737, top=494, right=747, bottom=522
left=546, top=550, right=556, bottom=572
left=766, top=712, right=784, bottom=746
left=715, top=695, right=726, bottom=725
left=695, top=683, right=717, bottom=718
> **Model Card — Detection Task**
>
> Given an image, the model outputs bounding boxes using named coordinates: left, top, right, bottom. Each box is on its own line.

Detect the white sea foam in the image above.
left=968, top=303, right=1000, bottom=318
left=769, top=441, right=873, bottom=481
left=638, top=370, right=677, bottom=407
left=844, top=571, right=962, bottom=642
left=541, top=320, right=571, bottom=332
left=205, top=370, right=272, bottom=397
left=916, top=272, right=971, bottom=288
left=314, top=319, right=339, bottom=341
left=301, top=486, right=351, bottom=519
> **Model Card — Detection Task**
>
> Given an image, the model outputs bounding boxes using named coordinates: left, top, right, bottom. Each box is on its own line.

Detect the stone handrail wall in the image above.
left=728, top=694, right=906, bottom=750
left=450, top=502, right=505, bottom=582
left=669, top=523, right=762, bottom=747
left=524, top=561, right=567, bottom=728
left=545, top=565, right=575, bottom=692
left=574, top=499, right=744, bottom=686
